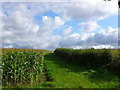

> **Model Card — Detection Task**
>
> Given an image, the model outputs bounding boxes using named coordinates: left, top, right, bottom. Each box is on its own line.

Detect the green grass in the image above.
left=43, top=52, right=120, bottom=88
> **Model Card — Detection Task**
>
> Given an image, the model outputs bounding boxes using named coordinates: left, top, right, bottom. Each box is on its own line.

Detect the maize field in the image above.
left=1, top=48, right=46, bottom=86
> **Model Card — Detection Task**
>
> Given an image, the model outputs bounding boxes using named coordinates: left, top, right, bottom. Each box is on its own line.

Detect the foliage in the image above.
left=44, top=52, right=119, bottom=88
left=54, top=48, right=120, bottom=74
left=2, top=48, right=45, bottom=86
left=105, top=50, right=120, bottom=74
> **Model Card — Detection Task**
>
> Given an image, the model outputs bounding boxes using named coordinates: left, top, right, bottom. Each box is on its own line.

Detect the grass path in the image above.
left=41, top=52, right=119, bottom=88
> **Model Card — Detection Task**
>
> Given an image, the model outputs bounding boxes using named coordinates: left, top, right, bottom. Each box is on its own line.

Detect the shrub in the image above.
left=54, top=48, right=118, bottom=69
left=105, top=50, right=120, bottom=74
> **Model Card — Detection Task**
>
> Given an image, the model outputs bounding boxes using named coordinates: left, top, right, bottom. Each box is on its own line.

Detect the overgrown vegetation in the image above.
left=2, top=48, right=46, bottom=87
left=54, top=48, right=120, bottom=74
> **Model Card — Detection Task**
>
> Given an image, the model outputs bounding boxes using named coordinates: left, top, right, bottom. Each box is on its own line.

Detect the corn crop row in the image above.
left=2, top=49, right=45, bottom=86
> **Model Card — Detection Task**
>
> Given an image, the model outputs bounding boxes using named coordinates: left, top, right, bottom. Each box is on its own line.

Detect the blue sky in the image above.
left=98, top=15, right=118, bottom=29
left=1, top=1, right=118, bottom=50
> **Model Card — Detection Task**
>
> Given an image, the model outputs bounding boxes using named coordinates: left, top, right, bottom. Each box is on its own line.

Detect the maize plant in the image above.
left=2, top=48, right=45, bottom=86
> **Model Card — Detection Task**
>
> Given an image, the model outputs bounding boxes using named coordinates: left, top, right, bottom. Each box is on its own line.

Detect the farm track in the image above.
left=43, top=52, right=120, bottom=88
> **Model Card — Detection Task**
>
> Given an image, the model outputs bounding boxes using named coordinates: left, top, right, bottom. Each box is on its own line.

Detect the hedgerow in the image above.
left=54, top=48, right=120, bottom=74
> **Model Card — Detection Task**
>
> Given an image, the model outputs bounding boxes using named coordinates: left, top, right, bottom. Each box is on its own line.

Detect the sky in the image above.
left=1, top=0, right=119, bottom=50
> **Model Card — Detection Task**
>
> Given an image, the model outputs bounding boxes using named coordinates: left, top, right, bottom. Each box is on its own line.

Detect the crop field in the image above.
left=1, top=48, right=120, bottom=88
left=1, top=48, right=47, bottom=87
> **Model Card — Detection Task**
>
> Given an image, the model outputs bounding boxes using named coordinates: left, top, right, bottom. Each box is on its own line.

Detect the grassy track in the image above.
left=42, top=52, right=120, bottom=88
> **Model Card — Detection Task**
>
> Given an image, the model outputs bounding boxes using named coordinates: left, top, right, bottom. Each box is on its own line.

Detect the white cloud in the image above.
left=1, top=2, right=118, bottom=50
left=3, top=45, right=13, bottom=48
left=90, top=45, right=114, bottom=49
left=31, top=25, right=39, bottom=33
left=79, top=21, right=100, bottom=32
left=2, top=3, right=65, bottom=50
left=59, top=33, right=81, bottom=48
left=52, top=0, right=118, bottom=21
left=86, top=27, right=118, bottom=48
left=37, top=16, right=65, bottom=36
left=62, top=26, right=72, bottom=36
left=59, top=26, right=118, bottom=49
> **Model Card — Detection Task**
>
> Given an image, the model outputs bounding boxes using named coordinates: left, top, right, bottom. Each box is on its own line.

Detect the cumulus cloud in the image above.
left=86, top=27, right=118, bottom=48
left=2, top=3, right=63, bottom=49
left=52, top=0, right=118, bottom=21
left=59, top=33, right=81, bottom=48
left=79, top=21, right=100, bottom=32
left=1, top=1, right=118, bottom=50
left=59, top=26, right=118, bottom=49
left=41, top=16, right=65, bottom=36
left=62, top=26, right=72, bottom=36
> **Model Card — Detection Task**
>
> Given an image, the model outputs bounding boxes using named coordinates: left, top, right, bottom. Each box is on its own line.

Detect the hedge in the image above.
left=54, top=48, right=120, bottom=74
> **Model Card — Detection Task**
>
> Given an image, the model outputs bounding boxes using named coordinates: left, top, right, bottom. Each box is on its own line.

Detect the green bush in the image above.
left=105, top=50, right=120, bottom=74
left=54, top=48, right=120, bottom=74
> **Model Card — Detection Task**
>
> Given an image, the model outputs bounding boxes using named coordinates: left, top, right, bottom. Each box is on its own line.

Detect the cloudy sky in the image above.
left=1, top=0, right=118, bottom=50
